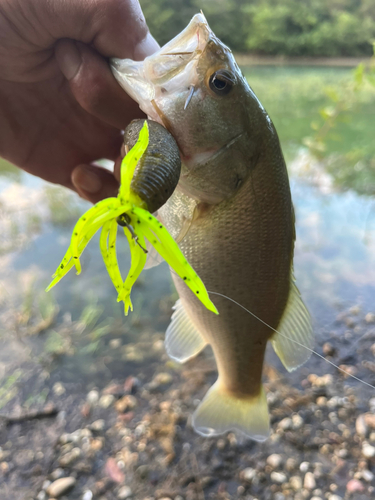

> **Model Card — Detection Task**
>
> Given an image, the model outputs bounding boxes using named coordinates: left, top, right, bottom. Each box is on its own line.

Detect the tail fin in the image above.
left=192, top=381, right=269, bottom=441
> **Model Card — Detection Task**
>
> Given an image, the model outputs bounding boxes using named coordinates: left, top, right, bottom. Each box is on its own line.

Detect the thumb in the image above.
left=55, top=41, right=145, bottom=130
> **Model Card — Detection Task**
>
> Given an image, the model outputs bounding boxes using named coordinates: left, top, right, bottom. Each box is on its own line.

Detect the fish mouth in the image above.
left=110, top=13, right=212, bottom=119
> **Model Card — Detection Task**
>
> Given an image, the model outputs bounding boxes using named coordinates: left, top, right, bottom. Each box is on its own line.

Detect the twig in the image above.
left=0, top=404, right=58, bottom=425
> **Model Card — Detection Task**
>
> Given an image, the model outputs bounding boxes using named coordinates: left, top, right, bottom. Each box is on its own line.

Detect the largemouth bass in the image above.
left=111, top=13, right=314, bottom=440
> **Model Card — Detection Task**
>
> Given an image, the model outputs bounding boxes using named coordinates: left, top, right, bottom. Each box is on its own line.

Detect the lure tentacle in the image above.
left=119, top=120, right=149, bottom=203
left=47, top=120, right=218, bottom=316
left=132, top=207, right=218, bottom=314
left=118, top=227, right=147, bottom=315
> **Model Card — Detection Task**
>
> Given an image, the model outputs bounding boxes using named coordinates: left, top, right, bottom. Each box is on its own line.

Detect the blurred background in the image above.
left=1, top=1, right=375, bottom=499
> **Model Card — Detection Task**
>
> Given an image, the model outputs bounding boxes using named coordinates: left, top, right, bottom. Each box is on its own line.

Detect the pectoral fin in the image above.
left=144, top=238, right=164, bottom=269
left=271, top=274, right=313, bottom=372
left=165, top=300, right=207, bottom=363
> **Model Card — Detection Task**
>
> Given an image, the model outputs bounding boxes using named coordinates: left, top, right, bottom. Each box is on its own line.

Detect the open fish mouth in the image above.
left=110, top=13, right=212, bottom=118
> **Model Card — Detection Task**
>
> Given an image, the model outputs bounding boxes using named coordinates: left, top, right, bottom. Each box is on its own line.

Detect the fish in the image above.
left=111, top=13, right=314, bottom=440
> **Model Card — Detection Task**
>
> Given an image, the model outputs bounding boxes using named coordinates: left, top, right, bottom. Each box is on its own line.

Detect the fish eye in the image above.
left=208, top=70, right=234, bottom=96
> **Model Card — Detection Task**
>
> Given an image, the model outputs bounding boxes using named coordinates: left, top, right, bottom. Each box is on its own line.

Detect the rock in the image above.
left=278, top=417, right=292, bottom=430
left=82, top=491, right=93, bottom=500
left=290, top=476, right=302, bottom=490
left=90, top=438, right=104, bottom=451
left=105, top=458, right=125, bottom=484
left=241, top=467, right=256, bottom=482
left=59, top=447, right=81, bottom=466
left=86, top=390, right=99, bottom=404
left=46, top=477, right=76, bottom=497
left=266, top=454, right=282, bottom=468
left=285, top=458, right=297, bottom=472
left=36, top=492, right=46, bottom=500
left=300, top=462, right=310, bottom=473
left=60, top=428, right=91, bottom=444
left=109, top=338, right=122, bottom=349
left=99, top=394, right=115, bottom=408
left=308, top=374, right=333, bottom=387
left=323, top=343, right=335, bottom=356
left=274, top=494, right=285, bottom=500
left=49, top=469, right=64, bottom=480
left=349, top=305, right=360, bottom=315
left=346, top=479, right=364, bottom=493
left=356, top=415, right=368, bottom=437
left=270, top=471, right=287, bottom=484
left=52, top=382, right=66, bottom=396
left=150, top=372, right=173, bottom=390
left=90, top=419, right=105, bottom=432
left=329, top=496, right=342, bottom=500
left=304, top=472, right=316, bottom=490
left=227, top=432, right=237, bottom=447
left=362, top=442, right=375, bottom=458
left=118, top=486, right=132, bottom=499
left=134, top=423, right=147, bottom=437
left=152, top=339, right=164, bottom=351
left=292, top=414, right=304, bottom=429
left=0, top=461, right=9, bottom=473
left=336, top=448, right=348, bottom=458
left=361, top=469, right=374, bottom=482
left=311, top=498, right=323, bottom=500
left=200, top=476, right=215, bottom=488
left=365, top=413, right=375, bottom=428
left=42, top=480, right=51, bottom=490
left=216, top=439, right=226, bottom=450
left=115, top=395, right=137, bottom=413
left=365, top=313, right=375, bottom=323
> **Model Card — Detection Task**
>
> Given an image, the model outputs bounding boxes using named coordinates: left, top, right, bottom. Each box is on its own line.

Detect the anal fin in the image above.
left=271, top=274, right=314, bottom=372
left=165, top=300, right=207, bottom=363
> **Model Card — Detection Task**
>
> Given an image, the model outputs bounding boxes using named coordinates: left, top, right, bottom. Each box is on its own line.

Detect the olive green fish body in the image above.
left=112, top=14, right=313, bottom=440
left=172, top=134, right=293, bottom=398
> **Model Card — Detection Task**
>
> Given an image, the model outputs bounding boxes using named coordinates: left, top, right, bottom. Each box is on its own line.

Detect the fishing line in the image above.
left=207, top=290, right=375, bottom=391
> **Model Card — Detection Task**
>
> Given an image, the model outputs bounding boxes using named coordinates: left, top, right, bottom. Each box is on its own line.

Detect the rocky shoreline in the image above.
left=2, top=307, right=375, bottom=500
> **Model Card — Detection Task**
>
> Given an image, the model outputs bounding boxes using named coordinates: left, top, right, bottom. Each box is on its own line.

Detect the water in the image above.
left=1, top=65, right=375, bottom=407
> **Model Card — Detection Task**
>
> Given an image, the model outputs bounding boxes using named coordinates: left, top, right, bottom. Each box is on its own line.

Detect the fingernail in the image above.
left=133, top=32, right=160, bottom=61
left=55, top=40, right=82, bottom=80
left=72, top=166, right=102, bottom=194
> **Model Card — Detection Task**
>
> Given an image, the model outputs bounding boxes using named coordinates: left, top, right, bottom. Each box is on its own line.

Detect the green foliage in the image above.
left=304, top=49, right=375, bottom=194
left=140, top=0, right=375, bottom=56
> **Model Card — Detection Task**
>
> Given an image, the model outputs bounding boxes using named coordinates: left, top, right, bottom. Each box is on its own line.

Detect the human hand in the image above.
left=0, top=0, right=159, bottom=203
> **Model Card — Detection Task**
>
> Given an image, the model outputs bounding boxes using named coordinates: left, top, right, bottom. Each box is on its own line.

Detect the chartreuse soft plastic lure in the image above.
left=46, top=120, right=218, bottom=316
